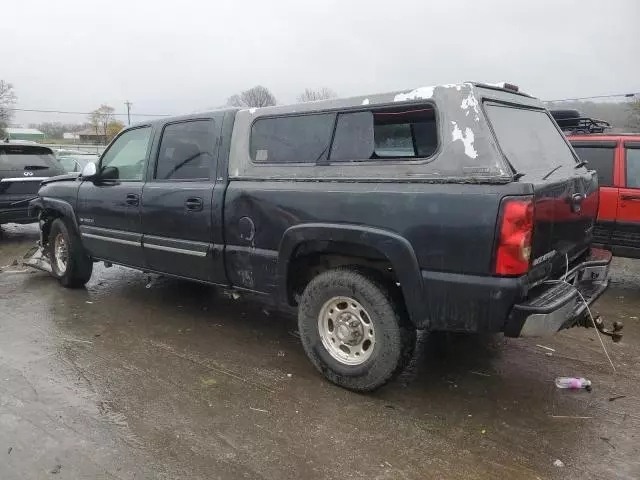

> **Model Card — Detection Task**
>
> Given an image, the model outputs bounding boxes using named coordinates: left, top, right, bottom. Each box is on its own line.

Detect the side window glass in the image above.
left=250, top=114, right=336, bottom=164
left=329, top=112, right=374, bottom=161
left=329, top=106, right=438, bottom=162
left=571, top=146, right=614, bottom=187
left=100, top=127, right=151, bottom=181
left=155, top=120, right=215, bottom=180
left=626, top=147, right=640, bottom=188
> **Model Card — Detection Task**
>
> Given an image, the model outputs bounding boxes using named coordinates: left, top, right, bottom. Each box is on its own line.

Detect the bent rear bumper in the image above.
left=504, top=248, right=612, bottom=337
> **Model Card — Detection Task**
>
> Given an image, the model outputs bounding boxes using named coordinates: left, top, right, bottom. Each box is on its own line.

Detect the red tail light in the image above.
left=495, top=196, right=534, bottom=275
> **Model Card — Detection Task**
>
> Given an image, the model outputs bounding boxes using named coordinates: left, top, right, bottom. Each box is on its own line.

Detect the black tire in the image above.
left=47, top=218, right=93, bottom=288
left=298, top=267, right=415, bottom=392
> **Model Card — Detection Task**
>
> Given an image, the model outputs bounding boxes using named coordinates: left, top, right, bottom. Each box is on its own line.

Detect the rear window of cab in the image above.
left=249, top=105, right=438, bottom=165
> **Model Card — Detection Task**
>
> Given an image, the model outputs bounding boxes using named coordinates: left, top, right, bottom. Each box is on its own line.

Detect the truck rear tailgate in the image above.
left=485, top=103, right=598, bottom=281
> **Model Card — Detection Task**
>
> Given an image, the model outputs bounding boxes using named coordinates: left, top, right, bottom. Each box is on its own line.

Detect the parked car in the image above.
left=27, top=82, right=615, bottom=391
left=567, top=133, right=640, bottom=258
left=0, top=140, right=65, bottom=225
left=56, top=154, right=100, bottom=173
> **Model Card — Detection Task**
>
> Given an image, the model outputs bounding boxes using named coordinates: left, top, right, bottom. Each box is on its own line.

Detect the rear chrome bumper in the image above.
left=505, top=248, right=612, bottom=337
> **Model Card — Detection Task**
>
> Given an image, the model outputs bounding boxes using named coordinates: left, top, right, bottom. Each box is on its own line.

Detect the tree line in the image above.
left=225, top=85, right=337, bottom=107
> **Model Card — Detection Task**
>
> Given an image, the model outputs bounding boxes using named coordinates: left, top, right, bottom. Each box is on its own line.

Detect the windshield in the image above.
left=485, top=104, right=578, bottom=175
left=0, top=146, right=60, bottom=170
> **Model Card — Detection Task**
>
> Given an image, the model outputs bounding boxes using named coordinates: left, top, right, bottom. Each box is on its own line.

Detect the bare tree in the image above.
left=297, top=87, right=338, bottom=103
left=226, top=86, right=276, bottom=108
left=0, top=80, right=17, bottom=137
left=87, top=105, right=116, bottom=143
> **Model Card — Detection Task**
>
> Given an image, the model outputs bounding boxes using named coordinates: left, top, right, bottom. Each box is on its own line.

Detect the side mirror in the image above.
left=80, top=161, right=97, bottom=179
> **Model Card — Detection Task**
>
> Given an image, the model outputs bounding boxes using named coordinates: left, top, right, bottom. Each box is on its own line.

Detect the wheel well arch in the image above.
left=278, top=224, right=427, bottom=328
left=30, top=198, right=78, bottom=246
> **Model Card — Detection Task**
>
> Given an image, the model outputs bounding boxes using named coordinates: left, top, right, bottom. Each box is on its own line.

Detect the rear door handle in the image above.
left=125, top=193, right=139, bottom=206
left=621, top=194, right=640, bottom=201
left=185, top=197, right=203, bottom=211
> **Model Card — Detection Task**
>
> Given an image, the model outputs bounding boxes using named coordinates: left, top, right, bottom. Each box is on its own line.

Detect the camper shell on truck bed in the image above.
left=27, top=82, right=616, bottom=392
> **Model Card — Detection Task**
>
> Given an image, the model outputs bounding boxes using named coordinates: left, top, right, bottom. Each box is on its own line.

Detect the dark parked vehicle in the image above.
left=27, top=82, right=616, bottom=391
left=0, top=141, right=65, bottom=225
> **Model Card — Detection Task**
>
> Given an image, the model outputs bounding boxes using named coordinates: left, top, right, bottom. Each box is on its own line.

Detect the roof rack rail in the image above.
left=550, top=109, right=610, bottom=134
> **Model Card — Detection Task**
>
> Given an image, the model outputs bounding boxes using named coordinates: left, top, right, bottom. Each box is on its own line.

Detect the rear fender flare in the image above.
left=278, top=223, right=426, bottom=327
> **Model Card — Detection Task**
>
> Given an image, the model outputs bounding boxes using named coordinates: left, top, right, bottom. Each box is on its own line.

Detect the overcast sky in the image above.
left=4, top=0, right=639, bottom=125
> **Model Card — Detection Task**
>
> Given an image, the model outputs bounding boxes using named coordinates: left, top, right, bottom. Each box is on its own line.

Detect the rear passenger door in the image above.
left=141, top=117, right=224, bottom=282
left=614, top=141, right=640, bottom=254
left=570, top=140, right=618, bottom=246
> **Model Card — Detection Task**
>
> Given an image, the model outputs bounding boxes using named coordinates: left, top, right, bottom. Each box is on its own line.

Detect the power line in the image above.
left=546, top=92, right=639, bottom=102
left=6, top=107, right=171, bottom=117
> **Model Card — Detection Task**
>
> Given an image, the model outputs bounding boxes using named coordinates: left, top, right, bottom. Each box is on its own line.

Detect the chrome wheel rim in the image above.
left=318, top=296, right=375, bottom=366
left=53, top=233, right=68, bottom=273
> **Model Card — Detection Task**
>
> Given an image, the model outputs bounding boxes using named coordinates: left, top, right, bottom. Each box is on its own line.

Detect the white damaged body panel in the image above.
left=229, top=82, right=539, bottom=182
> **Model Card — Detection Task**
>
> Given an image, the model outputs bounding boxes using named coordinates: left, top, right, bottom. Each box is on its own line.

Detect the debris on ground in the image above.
left=249, top=407, right=269, bottom=413
left=262, top=308, right=270, bottom=316
left=201, top=378, right=217, bottom=386
left=553, top=459, right=565, bottom=468
left=85, top=301, right=93, bottom=304
left=286, top=373, right=292, bottom=378
left=7, top=447, right=12, bottom=454
left=600, top=437, right=616, bottom=449
left=469, top=370, right=491, bottom=377
left=555, top=377, right=592, bottom=391
left=536, top=344, right=556, bottom=352
left=551, top=415, right=593, bottom=419
left=51, top=464, right=62, bottom=474
left=609, top=394, right=626, bottom=402
left=277, top=350, right=286, bottom=357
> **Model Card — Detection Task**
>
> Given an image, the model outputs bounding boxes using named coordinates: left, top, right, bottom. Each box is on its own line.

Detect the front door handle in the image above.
left=621, top=194, right=640, bottom=201
left=125, top=193, right=139, bottom=206
left=185, top=197, right=203, bottom=211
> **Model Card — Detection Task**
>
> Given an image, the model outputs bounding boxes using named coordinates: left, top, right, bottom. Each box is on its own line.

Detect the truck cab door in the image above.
left=614, top=142, right=640, bottom=255
left=140, top=116, right=226, bottom=283
left=77, top=126, right=152, bottom=267
left=570, top=141, right=618, bottom=246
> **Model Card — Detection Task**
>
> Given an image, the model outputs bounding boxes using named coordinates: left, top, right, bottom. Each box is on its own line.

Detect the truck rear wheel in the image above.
left=298, top=268, right=414, bottom=392
left=47, top=218, right=93, bottom=288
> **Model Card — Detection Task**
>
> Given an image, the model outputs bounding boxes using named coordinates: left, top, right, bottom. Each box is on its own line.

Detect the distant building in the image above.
left=5, top=127, right=45, bottom=141
left=63, top=132, right=80, bottom=140
left=77, top=128, right=106, bottom=144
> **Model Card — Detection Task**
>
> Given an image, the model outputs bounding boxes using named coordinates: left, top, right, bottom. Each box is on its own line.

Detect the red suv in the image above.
left=568, top=133, right=640, bottom=258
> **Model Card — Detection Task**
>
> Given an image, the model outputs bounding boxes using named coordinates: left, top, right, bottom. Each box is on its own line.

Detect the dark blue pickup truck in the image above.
left=27, top=82, right=615, bottom=391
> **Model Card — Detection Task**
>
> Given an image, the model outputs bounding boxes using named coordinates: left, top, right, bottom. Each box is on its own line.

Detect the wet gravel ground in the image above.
left=1, top=223, right=639, bottom=479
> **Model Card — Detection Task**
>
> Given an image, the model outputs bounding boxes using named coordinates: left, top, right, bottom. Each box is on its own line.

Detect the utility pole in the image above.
left=124, top=101, right=132, bottom=125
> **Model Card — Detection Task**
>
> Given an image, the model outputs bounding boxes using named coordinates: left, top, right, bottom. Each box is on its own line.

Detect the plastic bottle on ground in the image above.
left=555, top=377, right=592, bottom=391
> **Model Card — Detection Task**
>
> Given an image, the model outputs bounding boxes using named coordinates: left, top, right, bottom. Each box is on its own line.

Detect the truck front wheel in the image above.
left=298, top=268, right=414, bottom=392
left=47, top=218, right=93, bottom=288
